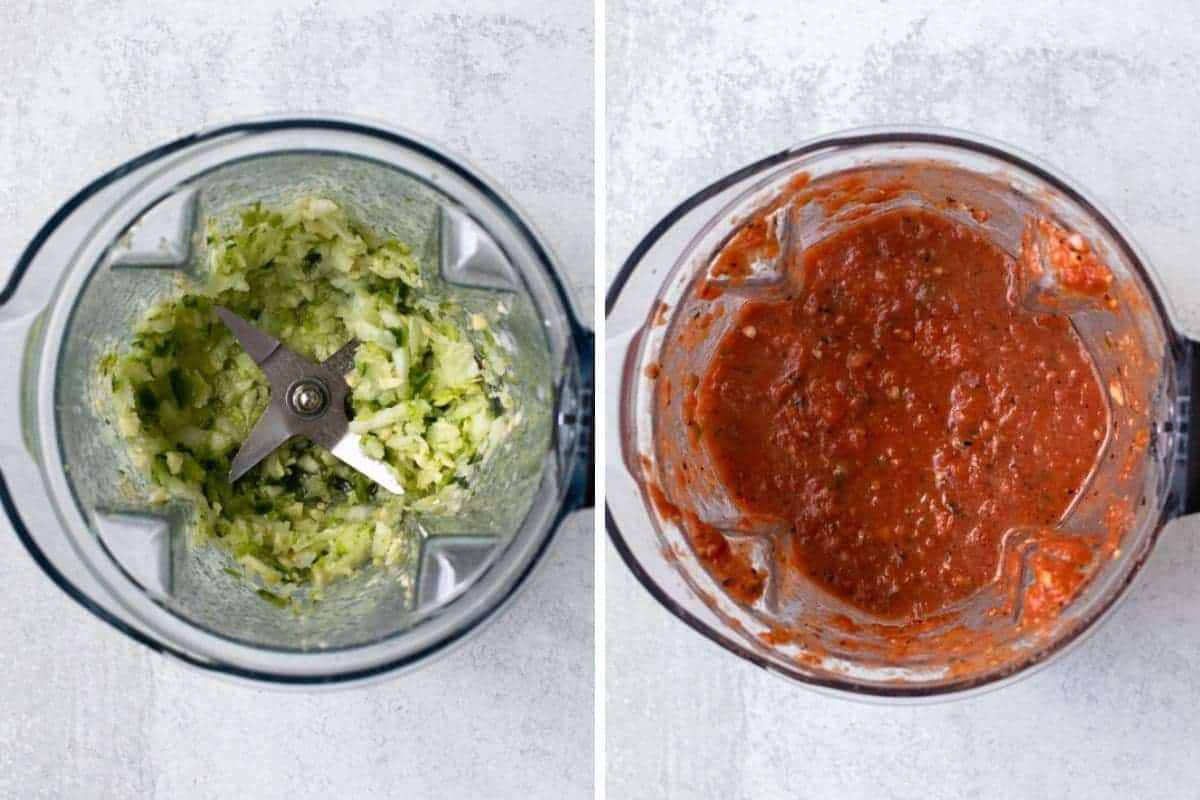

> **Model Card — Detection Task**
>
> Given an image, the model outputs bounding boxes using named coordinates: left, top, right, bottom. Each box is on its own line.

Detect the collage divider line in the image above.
left=592, top=0, right=607, bottom=797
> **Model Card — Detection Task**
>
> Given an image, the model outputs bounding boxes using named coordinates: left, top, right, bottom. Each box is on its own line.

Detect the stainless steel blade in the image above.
left=213, top=306, right=402, bottom=494
left=215, top=305, right=281, bottom=365
left=326, top=433, right=405, bottom=495
left=228, top=403, right=293, bottom=483
left=322, top=338, right=360, bottom=376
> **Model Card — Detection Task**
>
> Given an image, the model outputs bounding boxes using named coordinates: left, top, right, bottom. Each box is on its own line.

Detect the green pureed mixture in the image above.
left=98, top=197, right=519, bottom=596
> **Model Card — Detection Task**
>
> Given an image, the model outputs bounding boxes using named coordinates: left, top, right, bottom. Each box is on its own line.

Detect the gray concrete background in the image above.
left=0, top=2, right=592, bottom=798
left=607, top=1, right=1200, bottom=798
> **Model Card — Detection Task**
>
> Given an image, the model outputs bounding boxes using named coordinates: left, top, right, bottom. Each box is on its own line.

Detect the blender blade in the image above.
left=214, top=306, right=404, bottom=495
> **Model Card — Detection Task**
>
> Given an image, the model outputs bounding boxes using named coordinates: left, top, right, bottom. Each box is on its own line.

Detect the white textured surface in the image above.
left=607, top=2, right=1200, bottom=798
left=0, top=2, right=592, bottom=798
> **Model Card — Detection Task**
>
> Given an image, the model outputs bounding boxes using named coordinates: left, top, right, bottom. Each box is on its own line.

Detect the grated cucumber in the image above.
left=99, top=197, right=516, bottom=597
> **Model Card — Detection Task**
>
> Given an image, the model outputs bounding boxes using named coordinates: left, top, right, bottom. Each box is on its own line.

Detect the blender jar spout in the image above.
left=0, top=307, right=43, bottom=458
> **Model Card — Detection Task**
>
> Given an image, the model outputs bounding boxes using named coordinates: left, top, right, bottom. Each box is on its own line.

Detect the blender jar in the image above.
left=0, top=116, right=592, bottom=687
left=607, top=127, right=1198, bottom=699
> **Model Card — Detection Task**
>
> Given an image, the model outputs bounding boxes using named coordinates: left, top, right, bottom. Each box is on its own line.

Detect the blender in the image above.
left=607, top=127, right=1199, bottom=699
left=0, top=116, right=593, bottom=687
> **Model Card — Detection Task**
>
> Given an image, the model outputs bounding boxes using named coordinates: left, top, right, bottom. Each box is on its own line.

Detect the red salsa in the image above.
left=697, top=208, right=1108, bottom=620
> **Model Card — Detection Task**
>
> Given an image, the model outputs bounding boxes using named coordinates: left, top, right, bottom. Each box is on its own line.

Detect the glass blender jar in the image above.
left=0, top=116, right=592, bottom=687
left=607, top=127, right=1199, bottom=700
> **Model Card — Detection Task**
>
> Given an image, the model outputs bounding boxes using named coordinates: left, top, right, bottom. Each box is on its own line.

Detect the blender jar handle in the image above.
left=565, top=328, right=594, bottom=510
left=1182, top=338, right=1200, bottom=515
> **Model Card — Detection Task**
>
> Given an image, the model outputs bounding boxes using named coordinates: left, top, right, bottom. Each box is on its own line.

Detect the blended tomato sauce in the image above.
left=697, top=208, right=1108, bottom=620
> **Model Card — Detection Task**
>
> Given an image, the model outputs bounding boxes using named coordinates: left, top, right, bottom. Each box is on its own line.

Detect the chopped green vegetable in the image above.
left=168, top=367, right=190, bottom=408
left=100, top=197, right=517, bottom=591
left=256, top=588, right=291, bottom=608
